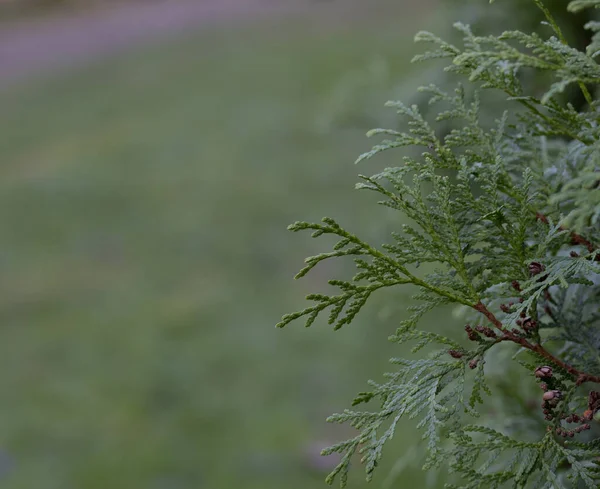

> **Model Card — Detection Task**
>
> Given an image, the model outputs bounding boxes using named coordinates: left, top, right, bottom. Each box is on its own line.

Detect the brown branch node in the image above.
left=473, top=301, right=600, bottom=385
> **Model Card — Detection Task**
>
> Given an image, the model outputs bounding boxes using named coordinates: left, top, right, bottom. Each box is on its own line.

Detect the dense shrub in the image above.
left=279, top=1, right=600, bottom=487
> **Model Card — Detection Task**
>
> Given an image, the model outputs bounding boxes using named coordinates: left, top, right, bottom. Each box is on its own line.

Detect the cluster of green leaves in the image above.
left=278, top=0, right=600, bottom=487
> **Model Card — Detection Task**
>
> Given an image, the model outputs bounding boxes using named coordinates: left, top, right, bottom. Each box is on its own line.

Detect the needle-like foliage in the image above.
left=278, top=1, right=600, bottom=487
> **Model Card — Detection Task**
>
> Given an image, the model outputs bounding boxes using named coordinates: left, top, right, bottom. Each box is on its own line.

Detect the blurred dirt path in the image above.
left=0, top=0, right=306, bottom=87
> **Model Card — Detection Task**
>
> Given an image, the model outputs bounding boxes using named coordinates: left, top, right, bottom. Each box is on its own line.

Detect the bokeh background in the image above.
left=0, top=1, right=455, bottom=488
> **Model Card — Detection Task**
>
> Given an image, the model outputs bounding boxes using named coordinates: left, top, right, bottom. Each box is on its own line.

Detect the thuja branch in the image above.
left=473, top=301, right=600, bottom=385
left=531, top=0, right=594, bottom=107
left=279, top=1, right=600, bottom=486
left=536, top=212, right=599, bottom=258
left=276, top=218, right=474, bottom=331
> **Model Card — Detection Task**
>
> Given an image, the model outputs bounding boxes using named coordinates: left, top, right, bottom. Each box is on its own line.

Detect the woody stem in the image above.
left=473, top=301, right=600, bottom=385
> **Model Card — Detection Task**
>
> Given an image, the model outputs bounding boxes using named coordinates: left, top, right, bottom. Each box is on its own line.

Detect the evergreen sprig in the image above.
left=278, top=1, right=600, bottom=487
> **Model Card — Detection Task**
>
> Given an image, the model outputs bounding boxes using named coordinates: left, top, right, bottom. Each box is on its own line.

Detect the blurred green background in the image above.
left=0, top=1, right=451, bottom=488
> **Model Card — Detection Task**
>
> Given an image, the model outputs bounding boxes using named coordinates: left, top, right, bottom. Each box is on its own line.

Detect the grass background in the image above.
left=0, top=2, right=455, bottom=488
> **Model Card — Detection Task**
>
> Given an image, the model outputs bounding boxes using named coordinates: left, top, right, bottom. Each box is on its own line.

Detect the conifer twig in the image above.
left=474, top=301, right=600, bottom=385
left=532, top=0, right=594, bottom=107
left=536, top=212, right=599, bottom=259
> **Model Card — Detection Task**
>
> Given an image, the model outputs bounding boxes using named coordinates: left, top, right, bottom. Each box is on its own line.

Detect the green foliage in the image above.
left=279, top=1, right=600, bottom=487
